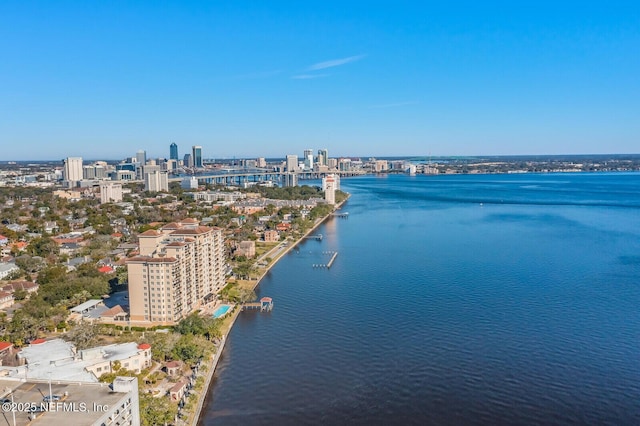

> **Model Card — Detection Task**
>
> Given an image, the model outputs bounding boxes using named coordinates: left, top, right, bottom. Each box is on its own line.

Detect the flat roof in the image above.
left=0, top=378, right=132, bottom=426
left=70, top=299, right=103, bottom=313
left=2, top=339, right=143, bottom=383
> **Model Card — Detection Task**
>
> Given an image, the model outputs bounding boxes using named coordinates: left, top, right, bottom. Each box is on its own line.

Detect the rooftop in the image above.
left=1, top=339, right=147, bottom=383
left=0, top=377, right=135, bottom=426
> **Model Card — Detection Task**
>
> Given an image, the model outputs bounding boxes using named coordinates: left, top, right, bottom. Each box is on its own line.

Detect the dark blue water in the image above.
left=199, top=173, right=640, bottom=425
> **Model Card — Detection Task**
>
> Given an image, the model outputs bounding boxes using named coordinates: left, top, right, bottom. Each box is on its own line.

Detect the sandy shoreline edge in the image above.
left=190, top=198, right=348, bottom=425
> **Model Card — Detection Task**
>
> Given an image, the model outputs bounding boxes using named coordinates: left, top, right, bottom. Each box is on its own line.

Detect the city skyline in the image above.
left=2, top=1, right=639, bottom=161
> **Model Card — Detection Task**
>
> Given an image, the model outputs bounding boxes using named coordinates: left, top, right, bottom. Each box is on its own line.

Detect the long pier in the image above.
left=331, top=212, right=349, bottom=218
left=313, top=251, right=338, bottom=268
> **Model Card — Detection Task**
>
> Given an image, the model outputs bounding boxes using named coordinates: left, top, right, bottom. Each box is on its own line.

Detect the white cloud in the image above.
left=307, top=54, right=366, bottom=71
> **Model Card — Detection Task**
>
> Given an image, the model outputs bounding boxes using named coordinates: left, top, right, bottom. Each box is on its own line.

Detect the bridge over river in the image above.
left=169, top=168, right=365, bottom=186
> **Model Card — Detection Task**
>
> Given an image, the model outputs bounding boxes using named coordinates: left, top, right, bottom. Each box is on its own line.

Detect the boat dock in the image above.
left=242, top=297, right=274, bottom=312
left=331, top=212, right=349, bottom=218
left=304, top=234, right=323, bottom=241
left=313, top=251, right=338, bottom=268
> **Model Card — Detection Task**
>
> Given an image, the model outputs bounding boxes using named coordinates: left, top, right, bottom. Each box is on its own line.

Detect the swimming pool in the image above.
left=212, top=304, right=232, bottom=319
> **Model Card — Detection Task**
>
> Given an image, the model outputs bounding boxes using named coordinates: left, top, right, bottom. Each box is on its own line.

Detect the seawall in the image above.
left=191, top=197, right=349, bottom=424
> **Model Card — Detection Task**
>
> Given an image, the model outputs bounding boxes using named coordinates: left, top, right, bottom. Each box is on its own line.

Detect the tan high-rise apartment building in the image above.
left=100, top=181, right=123, bottom=204
left=126, top=219, right=226, bottom=325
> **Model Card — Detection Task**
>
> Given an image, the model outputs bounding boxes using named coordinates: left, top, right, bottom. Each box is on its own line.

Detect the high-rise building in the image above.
left=322, top=174, right=340, bottom=205
left=143, top=165, right=169, bottom=192
left=100, top=182, right=123, bottom=204
left=170, top=142, right=179, bottom=160
left=126, top=220, right=226, bottom=324
left=136, top=150, right=146, bottom=165
left=303, top=149, right=314, bottom=169
left=192, top=145, right=203, bottom=168
left=283, top=172, right=298, bottom=187
left=63, top=157, right=83, bottom=187
left=318, top=149, right=328, bottom=166
left=257, top=157, right=266, bottom=168
left=184, top=153, right=193, bottom=168
left=286, top=154, right=298, bottom=172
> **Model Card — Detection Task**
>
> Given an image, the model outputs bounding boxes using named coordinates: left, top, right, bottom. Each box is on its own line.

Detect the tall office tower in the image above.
left=303, top=149, right=313, bottom=169
left=257, top=157, right=266, bottom=168
left=170, top=142, right=179, bottom=160
left=136, top=150, right=146, bottom=165
left=303, top=149, right=314, bottom=169
left=63, top=157, right=83, bottom=187
left=192, top=145, right=203, bottom=168
left=143, top=166, right=169, bottom=192
left=126, top=220, right=226, bottom=324
left=100, top=182, right=123, bottom=204
left=286, top=154, right=298, bottom=172
left=322, top=174, right=340, bottom=204
left=183, top=153, right=193, bottom=168
left=318, top=149, right=328, bottom=166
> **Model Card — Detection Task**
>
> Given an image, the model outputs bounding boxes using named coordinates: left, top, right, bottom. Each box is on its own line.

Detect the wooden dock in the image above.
left=304, top=234, right=323, bottom=240
left=331, top=212, right=349, bottom=218
left=242, top=297, right=274, bottom=312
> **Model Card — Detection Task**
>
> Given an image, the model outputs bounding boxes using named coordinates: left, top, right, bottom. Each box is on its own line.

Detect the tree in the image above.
left=172, top=334, right=211, bottom=364
left=65, top=322, right=99, bottom=349
left=27, top=237, right=59, bottom=257
left=13, top=288, right=28, bottom=301
left=139, top=393, right=178, bottom=426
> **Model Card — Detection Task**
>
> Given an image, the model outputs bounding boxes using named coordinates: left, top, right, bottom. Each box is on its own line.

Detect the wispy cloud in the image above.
left=369, top=101, right=420, bottom=109
left=291, top=74, right=330, bottom=80
left=307, top=54, right=366, bottom=71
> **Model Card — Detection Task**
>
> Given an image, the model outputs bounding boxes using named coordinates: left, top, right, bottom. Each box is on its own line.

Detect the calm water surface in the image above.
left=199, top=173, right=640, bottom=425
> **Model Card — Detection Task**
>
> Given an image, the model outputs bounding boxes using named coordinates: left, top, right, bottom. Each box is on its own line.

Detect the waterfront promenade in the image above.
left=190, top=198, right=349, bottom=425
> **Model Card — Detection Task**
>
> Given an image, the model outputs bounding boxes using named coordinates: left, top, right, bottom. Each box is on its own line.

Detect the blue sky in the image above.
left=1, top=1, right=638, bottom=160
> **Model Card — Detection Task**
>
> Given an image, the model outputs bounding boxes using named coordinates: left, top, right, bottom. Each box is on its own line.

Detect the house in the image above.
left=0, top=291, right=15, bottom=309
left=275, top=222, right=291, bottom=232
left=0, top=262, right=19, bottom=279
left=169, top=379, right=188, bottom=401
left=264, top=230, right=279, bottom=242
left=66, top=256, right=91, bottom=271
left=98, top=265, right=115, bottom=274
left=0, top=235, right=8, bottom=246
left=59, top=242, right=81, bottom=255
left=43, top=221, right=59, bottom=234
left=164, top=360, right=184, bottom=377
left=99, top=305, right=127, bottom=322
left=1, top=280, right=39, bottom=295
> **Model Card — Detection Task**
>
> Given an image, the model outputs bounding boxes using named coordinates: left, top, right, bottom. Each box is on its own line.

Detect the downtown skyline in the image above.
left=1, top=1, right=639, bottom=161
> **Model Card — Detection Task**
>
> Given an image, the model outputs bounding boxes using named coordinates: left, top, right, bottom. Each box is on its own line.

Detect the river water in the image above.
left=199, top=172, right=640, bottom=425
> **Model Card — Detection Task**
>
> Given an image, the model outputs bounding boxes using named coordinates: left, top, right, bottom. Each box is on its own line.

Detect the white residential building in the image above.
left=63, top=157, right=83, bottom=186
left=100, top=182, right=123, bottom=204
left=322, top=174, right=340, bottom=205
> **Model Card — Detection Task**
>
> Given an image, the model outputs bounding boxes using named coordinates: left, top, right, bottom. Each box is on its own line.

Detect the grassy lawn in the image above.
left=255, top=241, right=278, bottom=257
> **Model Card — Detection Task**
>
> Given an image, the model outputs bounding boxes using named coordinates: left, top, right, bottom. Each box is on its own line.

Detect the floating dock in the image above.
left=331, top=212, right=349, bottom=218
left=304, top=234, right=323, bottom=240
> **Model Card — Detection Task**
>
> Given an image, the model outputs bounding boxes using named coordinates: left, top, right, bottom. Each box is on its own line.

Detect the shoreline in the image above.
left=190, top=197, right=349, bottom=425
